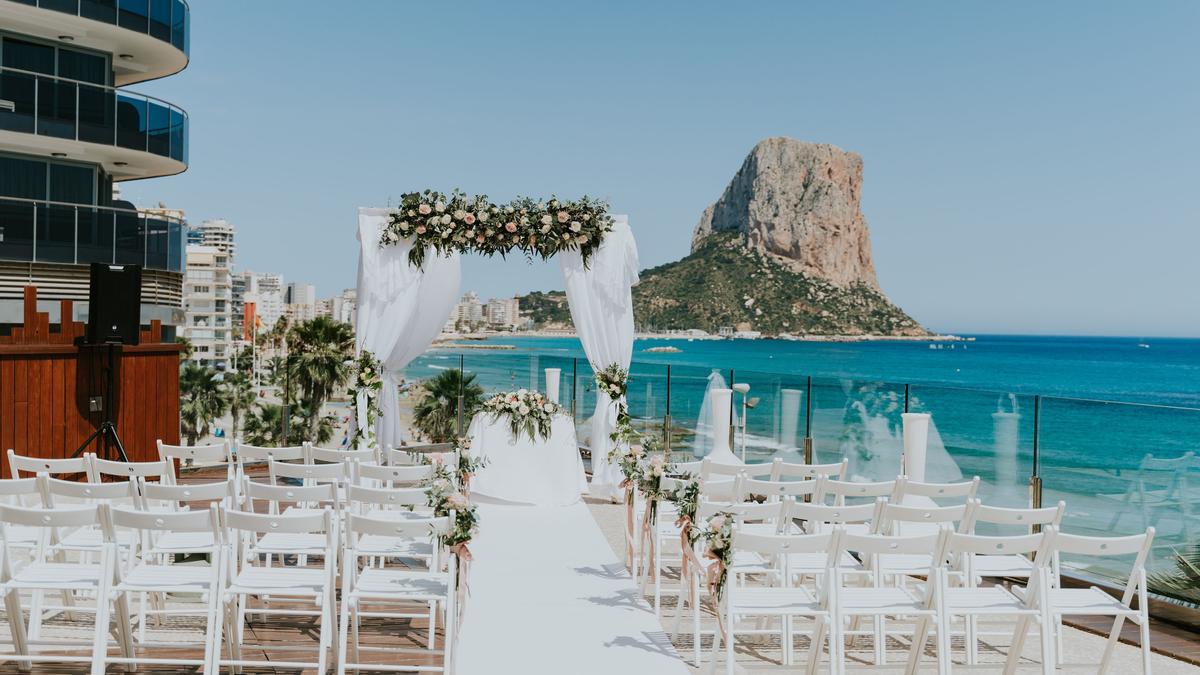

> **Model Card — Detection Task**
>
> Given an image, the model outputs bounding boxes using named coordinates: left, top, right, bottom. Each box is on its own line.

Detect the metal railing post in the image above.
left=663, top=364, right=672, bottom=453
left=571, top=358, right=578, bottom=420
left=455, top=354, right=465, bottom=437
left=1030, top=394, right=1043, bottom=519
left=904, top=383, right=911, bottom=413
left=803, top=375, right=814, bottom=464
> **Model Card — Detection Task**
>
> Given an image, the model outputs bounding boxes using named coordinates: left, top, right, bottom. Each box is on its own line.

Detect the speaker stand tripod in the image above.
left=72, top=342, right=130, bottom=463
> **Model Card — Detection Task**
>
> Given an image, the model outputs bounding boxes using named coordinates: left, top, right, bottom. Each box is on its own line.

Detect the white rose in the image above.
left=540, top=214, right=552, bottom=226
left=543, top=402, right=555, bottom=412
left=570, top=221, right=582, bottom=232
left=576, top=235, right=589, bottom=244
left=479, top=211, right=490, bottom=222
left=540, top=224, right=552, bottom=234
left=435, top=201, right=446, bottom=213
left=518, top=405, right=530, bottom=415
left=441, top=214, right=452, bottom=225
left=453, top=209, right=467, bottom=220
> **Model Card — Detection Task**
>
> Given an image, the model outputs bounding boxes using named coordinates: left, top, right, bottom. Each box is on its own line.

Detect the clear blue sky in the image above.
left=121, top=1, right=1200, bottom=337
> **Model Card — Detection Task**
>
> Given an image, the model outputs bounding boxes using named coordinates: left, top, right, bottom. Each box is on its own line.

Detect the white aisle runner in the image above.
left=455, top=502, right=690, bottom=675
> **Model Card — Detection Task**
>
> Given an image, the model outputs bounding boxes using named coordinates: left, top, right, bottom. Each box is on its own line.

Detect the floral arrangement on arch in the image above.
left=349, top=350, right=383, bottom=450
left=380, top=190, right=614, bottom=269
left=482, top=389, right=562, bottom=443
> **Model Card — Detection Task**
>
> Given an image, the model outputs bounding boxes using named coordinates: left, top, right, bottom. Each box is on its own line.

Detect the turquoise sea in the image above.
left=408, top=334, right=1200, bottom=583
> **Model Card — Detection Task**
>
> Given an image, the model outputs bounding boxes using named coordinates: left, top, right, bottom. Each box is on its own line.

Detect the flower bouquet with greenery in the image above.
left=481, top=389, right=561, bottom=443
left=453, top=436, right=487, bottom=490
left=348, top=350, right=382, bottom=449
left=695, top=511, right=735, bottom=599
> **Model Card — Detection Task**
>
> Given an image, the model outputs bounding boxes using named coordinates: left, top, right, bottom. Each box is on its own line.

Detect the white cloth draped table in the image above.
left=560, top=216, right=640, bottom=502
left=468, top=414, right=588, bottom=508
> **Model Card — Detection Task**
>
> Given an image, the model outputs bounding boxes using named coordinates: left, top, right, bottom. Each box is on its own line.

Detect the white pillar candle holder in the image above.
left=545, top=368, right=561, bottom=404
left=901, top=412, right=932, bottom=483
left=707, top=388, right=742, bottom=465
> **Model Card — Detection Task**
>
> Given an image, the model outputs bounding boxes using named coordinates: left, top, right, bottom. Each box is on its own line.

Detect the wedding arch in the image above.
left=352, top=190, right=640, bottom=500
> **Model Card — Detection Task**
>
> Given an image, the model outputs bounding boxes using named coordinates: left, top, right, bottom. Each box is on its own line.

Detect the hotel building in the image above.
left=0, top=0, right=190, bottom=334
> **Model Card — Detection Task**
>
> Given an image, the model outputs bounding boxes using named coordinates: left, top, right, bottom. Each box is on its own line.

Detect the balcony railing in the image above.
left=0, top=66, right=188, bottom=165
left=0, top=195, right=184, bottom=272
left=406, top=350, right=1200, bottom=607
left=13, top=0, right=189, bottom=55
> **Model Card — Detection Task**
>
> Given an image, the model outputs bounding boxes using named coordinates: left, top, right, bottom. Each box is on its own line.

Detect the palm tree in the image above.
left=242, top=403, right=287, bottom=446
left=225, top=372, right=257, bottom=438
left=175, top=336, right=194, bottom=361
left=412, top=369, right=484, bottom=442
left=179, top=362, right=229, bottom=445
left=286, top=316, right=355, bottom=440
left=263, top=356, right=285, bottom=386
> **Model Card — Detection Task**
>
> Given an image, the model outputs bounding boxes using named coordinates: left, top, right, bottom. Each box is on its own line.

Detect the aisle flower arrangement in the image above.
left=453, top=436, right=487, bottom=491
left=349, top=350, right=382, bottom=450
left=380, top=190, right=614, bottom=269
left=482, top=389, right=561, bottom=443
left=424, top=463, right=478, bottom=559
left=695, top=511, right=735, bottom=599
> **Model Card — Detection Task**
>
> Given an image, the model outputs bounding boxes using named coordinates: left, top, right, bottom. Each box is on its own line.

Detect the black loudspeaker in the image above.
left=86, top=263, right=142, bottom=346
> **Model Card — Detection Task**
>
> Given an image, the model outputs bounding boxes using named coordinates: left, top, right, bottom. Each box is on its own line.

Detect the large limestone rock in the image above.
left=692, top=137, right=880, bottom=290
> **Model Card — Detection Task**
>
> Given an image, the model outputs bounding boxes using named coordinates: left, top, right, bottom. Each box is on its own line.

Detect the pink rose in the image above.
left=557, top=211, right=569, bottom=223
left=505, top=222, right=518, bottom=233
left=415, top=225, right=426, bottom=234
left=476, top=235, right=485, bottom=243
left=464, top=213, right=476, bottom=225
left=418, top=204, right=432, bottom=215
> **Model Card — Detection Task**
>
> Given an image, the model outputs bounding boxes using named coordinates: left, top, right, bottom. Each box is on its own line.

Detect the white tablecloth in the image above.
left=467, top=413, right=588, bottom=507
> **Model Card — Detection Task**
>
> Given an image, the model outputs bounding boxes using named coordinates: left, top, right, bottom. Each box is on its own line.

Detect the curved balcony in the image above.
left=0, top=66, right=187, bottom=179
left=0, top=0, right=188, bottom=85
left=0, top=195, right=185, bottom=273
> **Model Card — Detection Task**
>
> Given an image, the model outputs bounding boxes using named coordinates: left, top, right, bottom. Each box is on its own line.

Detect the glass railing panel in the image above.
left=148, top=0, right=171, bottom=41
left=167, top=219, right=182, bottom=271
left=728, top=368, right=811, bottom=470
left=0, top=200, right=36, bottom=262
left=115, top=93, right=147, bottom=151
left=0, top=71, right=36, bottom=134
left=1039, top=396, right=1200, bottom=597
left=80, top=0, right=117, bottom=23
left=35, top=76, right=76, bottom=140
left=810, top=377, right=906, bottom=479
left=35, top=204, right=75, bottom=263
left=626, top=361, right=668, bottom=448
left=147, top=101, right=171, bottom=157
left=76, top=207, right=114, bottom=264
left=169, top=107, right=186, bottom=162
left=118, top=0, right=149, bottom=33
left=144, top=216, right=168, bottom=269
left=571, top=359, right=597, bottom=449
left=113, top=209, right=143, bottom=265
left=665, top=364, right=724, bottom=461
left=907, top=384, right=1036, bottom=510
left=77, top=83, right=115, bottom=145
left=170, top=0, right=187, bottom=51
left=39, top=0, right=79, bottom=13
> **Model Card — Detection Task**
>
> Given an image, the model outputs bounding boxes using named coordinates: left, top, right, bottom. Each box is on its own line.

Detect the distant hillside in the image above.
left=632, top=232, right=925, bottom=335
left=520, top=290, right=572, bottom=328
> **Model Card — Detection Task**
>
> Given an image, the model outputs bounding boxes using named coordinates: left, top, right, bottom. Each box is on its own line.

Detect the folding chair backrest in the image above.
left=0, top=477, right=41, bottom=507
left=770, top=458, right=848, bottom=481
left=156, top=440, right=232, bottom=478
left=111, top=503, right=222, bottom=553
left=670, top=460, right=703, bottom=477
left=236, top=442, right=306, bottom=468
left=700, top=459, right=745, bottom=481
left=696, top=498, right=786, bottom=524
left=658, top=475, right=694, bottom=496
left=309, top=445, right=376, bottom=464
left=878, top=500, right=975, bottom=534
left=733, top=528, right=839, bottom=557
left=946, top=530, right=1051, bottom=558
left=44, top=476, right=137, bottom=507
left=389, top=443, right=454, bottom=465
left=0, top=502, right=104, bottom=530
left=7, top=450, right=96, bottom=480
left=963, top=499, right=1065, bottom=534
left=700, top=474, right=743, bottom=504
left=741, top=476, right=822, bottom=501
left=223, top=507, right=332, bottom=535
left=791, top=499, right=881, bottom=533
left=346, top=483, right=428, bottom=512
left=92, top=457, right=174, bottom=483
left=1053, top=528, right=1155, bottom=559
left=818, top=478, right=897, bottom=505
left=1136, top=452, right=1195, bottom=472
left=354, top=462, right=434, bottom=487
left=894, top=476, right=981, bottom=503
left=268, top=459, right=347, bottom=486
left=842, top=529, right=949, bottom=563
left=242, top=479, right=339, bottom=515
left=347, top=512, right=450, bottom=540
left=139, top=479, right=235, bottom=511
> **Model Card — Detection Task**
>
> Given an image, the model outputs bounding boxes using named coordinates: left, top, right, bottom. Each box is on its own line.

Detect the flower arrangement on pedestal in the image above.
left=379, top=190, right=614, bottom=269
left=349, top=350, right=382, bottom=450
left=481, top=389, right=562, bottom=443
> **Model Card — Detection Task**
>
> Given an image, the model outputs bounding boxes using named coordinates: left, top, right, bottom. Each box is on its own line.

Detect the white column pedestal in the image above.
left=545, top=368, right=561, bottom=404
left=706, top=388, right=742, bottom=465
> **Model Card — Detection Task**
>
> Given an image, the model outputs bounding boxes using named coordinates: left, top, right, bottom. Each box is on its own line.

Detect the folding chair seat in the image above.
left=959, top=499, right=1065, bottom=580
left=345, top=483, right=438, bottom=564
left=136, top=478, right=236, bottom=555
left=42, top=477, right=140, bottom=559
left=309, top=444, right=378, bottom=465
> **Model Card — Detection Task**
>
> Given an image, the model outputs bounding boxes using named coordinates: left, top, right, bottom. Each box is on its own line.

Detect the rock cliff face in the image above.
left=692, top=137, right=880, bottom=290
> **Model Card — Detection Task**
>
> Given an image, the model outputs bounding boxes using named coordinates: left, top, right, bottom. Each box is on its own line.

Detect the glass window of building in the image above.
left=58, top=49, right=108, bottom=85
left=2, top=38, right=55, bottom=75
left=0, top=155, right=47, bottom=200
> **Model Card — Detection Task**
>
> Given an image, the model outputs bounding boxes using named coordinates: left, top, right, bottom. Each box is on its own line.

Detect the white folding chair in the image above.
left=268, top=458, right=349, bottom=487
left=769, top=458, right=848, bottom=482
left=710, top=528, right=841, bottom=675
left=739, top=476, right=823, bottom=505
left=6, top=450, right=97, bottom=481
left=928, top=529, right=1057, bottom=675
left=106, top=505, right=225, bottom=671
left=156, top=439, right=233, bottom=483
left=337, top=513, right=458, bottom=674
left=219, top=507, right=337, bottom=673
left=817, top=478, right=897, bottom=506
left=1014, top=527, right=1156, bottom=675
left=699, top=459, right=745, bottom=483
left=42, top=477, right=141, bottom=561
left=0, top=502, right=126, bottom=675
left=0, top=478, right=44, bottom=559
left=831, top=528, right=951, bottom=673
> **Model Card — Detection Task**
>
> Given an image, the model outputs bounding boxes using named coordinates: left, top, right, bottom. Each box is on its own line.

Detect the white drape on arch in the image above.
left=559, top=216, right=640, bottom=502
left=354, top=207, right=461, bottom=450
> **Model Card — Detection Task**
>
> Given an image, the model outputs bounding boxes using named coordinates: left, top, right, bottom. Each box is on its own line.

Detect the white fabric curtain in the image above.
left=560, top=216, right=640, bottom=501
left=355, top=208, right=461, bottom=450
